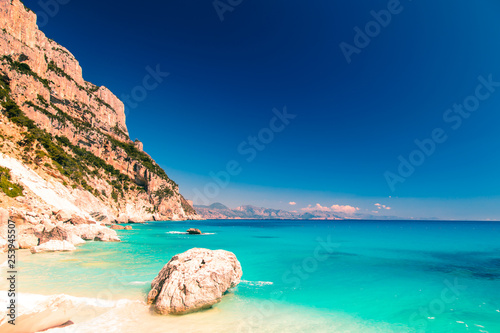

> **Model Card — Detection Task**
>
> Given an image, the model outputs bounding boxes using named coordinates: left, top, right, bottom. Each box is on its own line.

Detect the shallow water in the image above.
left=2, top=220, right=500, bottom=332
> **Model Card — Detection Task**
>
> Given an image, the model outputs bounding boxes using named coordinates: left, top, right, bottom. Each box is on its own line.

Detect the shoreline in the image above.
left=0, top=290, right=407, bottom=333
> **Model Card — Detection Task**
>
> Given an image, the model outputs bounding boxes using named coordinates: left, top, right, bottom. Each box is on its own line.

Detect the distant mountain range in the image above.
left=194, top=203, right=400, bottom=220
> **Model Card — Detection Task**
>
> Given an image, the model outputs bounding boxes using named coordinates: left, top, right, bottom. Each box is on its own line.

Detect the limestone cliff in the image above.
left=0, top=0, right=198, bottom=222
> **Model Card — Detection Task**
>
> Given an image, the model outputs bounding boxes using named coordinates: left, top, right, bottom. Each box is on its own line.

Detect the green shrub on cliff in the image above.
left=47, top=60, right=73, bottom=82
left=154, top=185, right=174, bottom=200
left=2, top=55, right=50, bottom=89
left=0, top=166, right=24, bottom=197
left=0, top=74, right=11, bottom=101
left=37, top=94, right=49, bottom=107
left=107, top=136, right=178, bottom=188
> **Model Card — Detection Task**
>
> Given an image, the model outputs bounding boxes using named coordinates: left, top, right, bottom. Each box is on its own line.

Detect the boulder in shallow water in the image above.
left=110, top=224, right=125, bottom=230
left=186, top=228, right=202, bottom=235
left=147, top=248, right=242, bottom=315
left=71, top=224, right=120, bottom=242
left=30, top=240, right=76, bottom=253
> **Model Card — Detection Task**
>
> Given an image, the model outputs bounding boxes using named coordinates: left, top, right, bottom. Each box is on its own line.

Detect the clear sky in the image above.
left=23, top=0, right=500, bottom=220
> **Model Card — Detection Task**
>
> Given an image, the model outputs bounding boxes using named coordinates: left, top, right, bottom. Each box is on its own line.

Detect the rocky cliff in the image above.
left=0, top=0, right=198, bottom=222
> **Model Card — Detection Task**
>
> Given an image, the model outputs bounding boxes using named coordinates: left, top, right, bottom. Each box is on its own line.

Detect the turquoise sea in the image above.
left=3, top=220, right=500, bottom=332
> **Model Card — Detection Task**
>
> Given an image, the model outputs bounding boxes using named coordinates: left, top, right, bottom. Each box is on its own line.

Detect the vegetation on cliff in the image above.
left=107, top=135, right=177, bottom=188
left=0, top=72, right=129, bottom=197
left=0, top=166, right=24, bottom=197
left=0, top=0, right=197, bottom=219
left=1, top=55, right=49, bottom=89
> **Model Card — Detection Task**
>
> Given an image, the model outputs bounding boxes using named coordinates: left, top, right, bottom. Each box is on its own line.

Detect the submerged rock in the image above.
left=30, top=240, right=76, bottom=253
left=147, top=248, right=242, bottom=315
left=186, top=228, right=202, bottom=235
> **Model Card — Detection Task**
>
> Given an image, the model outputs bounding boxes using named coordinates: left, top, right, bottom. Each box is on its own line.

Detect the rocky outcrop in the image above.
left=186, top=228, right=202, bottom=235
left=39, top=225, right=68, bottom=244
left=17, top=226, right=41, bottom=249
left=110, top=224, right=132, bottom=230
left=30, top=240, right=76, bottom=253
left=147, top=248, right=242, bottom=315
left=73, top=224, right=120, bottom=242
left=1, top=206, right=118, bottom=249
left=0, top=0, right=199, bottom=222
left=110, top=224, right=125, bottom=230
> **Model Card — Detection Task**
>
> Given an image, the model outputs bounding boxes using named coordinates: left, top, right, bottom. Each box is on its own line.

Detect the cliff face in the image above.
left=0, top=0, right=198, bottom=222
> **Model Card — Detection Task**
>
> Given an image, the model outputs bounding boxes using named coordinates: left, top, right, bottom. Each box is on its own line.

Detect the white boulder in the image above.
left=30, top=240, right=76, bottom=254
left=147, top=248, right=242, bottom=315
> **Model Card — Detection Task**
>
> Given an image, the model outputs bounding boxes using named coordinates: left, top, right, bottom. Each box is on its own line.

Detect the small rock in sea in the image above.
left=186, top=228, right=202, bottom=235
left=147, top=248, right=242, bottom=315
left=110, top=224, right=133, bottom=230
left=110, top=224, right=125, bottom=230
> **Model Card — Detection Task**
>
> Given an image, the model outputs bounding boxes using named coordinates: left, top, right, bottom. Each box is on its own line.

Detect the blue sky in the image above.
left=23, top=0, right=500, bottom=220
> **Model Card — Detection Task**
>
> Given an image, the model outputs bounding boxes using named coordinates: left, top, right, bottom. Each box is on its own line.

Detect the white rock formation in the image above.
left=147, top=248, right=242, bottom=315
left=69, top=224, right=120, bottom=242
left=0, top=153, right=113, bottom=222
left=30, top=240, right=76, bottom=254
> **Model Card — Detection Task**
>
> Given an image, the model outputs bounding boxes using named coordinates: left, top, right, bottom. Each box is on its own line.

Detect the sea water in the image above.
left=1, top=220, right=499, bottom=332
